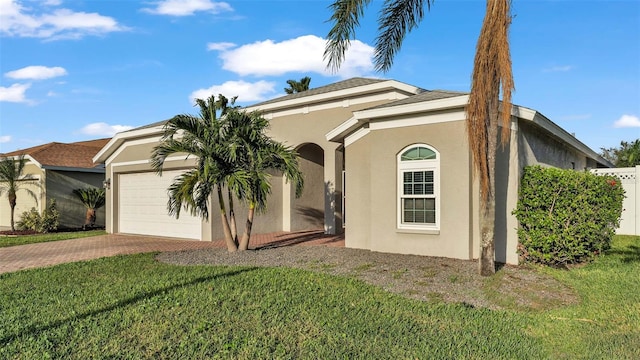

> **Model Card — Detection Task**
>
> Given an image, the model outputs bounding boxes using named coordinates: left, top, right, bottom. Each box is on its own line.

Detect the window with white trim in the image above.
left=397, top=144, right=440, bottom=230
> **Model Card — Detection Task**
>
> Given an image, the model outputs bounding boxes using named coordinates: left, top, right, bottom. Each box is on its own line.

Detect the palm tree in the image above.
left=72, top=187, right=105, bottom=229
left=284, top=76, right=312, bottom=94
left=0, top=155, right=39, bottom=231
left=222, top=109, right=304, bottom=250
left=151, top=94, right=245, bottom=252
left=324, top=0, right=514, bottom=275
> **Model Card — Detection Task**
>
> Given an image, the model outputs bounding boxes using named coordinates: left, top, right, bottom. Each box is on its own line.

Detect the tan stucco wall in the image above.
left=343, top=135, right=372, bottom=250
left=346, top=120, right=476, bottom=260
left=206, top=170, right=284, bottom=242
left=263, top=100, right=390, bottom=234
left=518, top=120, right=589, bottom=170
left=0, top=163, right=44, bottom=228
left=494, top=124, right=520, bottom=264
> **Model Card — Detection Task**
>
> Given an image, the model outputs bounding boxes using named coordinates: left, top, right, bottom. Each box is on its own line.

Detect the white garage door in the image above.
left=118, top=171, right=202, bottom=239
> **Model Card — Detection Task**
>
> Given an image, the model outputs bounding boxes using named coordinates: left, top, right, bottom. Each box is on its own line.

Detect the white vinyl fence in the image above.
left=592, top=166, right=639, bottom=236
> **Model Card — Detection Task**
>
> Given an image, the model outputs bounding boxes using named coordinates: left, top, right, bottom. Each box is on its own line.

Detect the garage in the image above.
left=118, top=171, right=202, bottom=240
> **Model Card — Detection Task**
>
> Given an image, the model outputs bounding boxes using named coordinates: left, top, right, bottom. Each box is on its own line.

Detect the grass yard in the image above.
left=1, top=236, right=638, bottom=359
left=0, top=230, right=106, bottom=248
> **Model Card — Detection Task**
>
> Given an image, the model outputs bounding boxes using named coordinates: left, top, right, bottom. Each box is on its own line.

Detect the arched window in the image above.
left=397, top=144, right=440, bottom=230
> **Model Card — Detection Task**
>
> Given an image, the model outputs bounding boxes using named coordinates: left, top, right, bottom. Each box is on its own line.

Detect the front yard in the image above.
left=0, top=230, right=106, bottom=248
left=0, top=236, right=638, bottom=359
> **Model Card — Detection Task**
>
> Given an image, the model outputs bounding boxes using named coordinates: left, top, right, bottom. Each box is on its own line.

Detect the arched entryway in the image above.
left=290, top=143, right=325, bottom=231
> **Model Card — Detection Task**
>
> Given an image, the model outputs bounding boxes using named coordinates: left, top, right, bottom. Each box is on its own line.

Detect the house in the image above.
left=1, top=138, right=109, bottom=229
left=93, top=78, right=610, bottom=264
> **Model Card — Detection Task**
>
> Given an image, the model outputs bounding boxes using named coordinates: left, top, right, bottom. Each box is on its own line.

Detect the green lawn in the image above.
left=0, top=230, right=106, bottom=248
left=1, top=236, right=638, bottom=359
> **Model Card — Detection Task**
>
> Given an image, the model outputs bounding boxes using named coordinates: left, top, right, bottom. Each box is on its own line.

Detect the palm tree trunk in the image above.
left=479, top=105, right=498, bottom=276
left=479, top=188, right=496, bottom=275
left=238, top=203, right=255, bottom=251
left=217, top=187, right=237, bottom=252
left=9, top=192, right=16, bottom=231
left=227, top=188, right=238, bottom=246
left=84, top=208, right=96, bottom=229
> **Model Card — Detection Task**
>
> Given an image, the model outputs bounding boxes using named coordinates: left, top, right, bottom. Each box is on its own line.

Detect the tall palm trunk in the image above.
left=227, top=188, right=238, bottom=243
left=217, top=187, right=237, bottom=252
left=468, top=0, right=514, bottom=276
left=238, top=203, right=255, bottom=251
left=9, top=191, right=16, bottom=231
left=479, top=102, right=499, bottom=275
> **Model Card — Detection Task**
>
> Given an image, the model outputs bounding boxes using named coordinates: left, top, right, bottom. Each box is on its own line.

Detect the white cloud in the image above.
left=142, top=0, right=232, bottom=16
left=43, top=0, right=62, bottom=6
left=613, top=114, right=640, bottom=128
left=542, top=65, right=573, bottom=73
left=0, top=135, right=11, bottom=143
left=215, top=35, right=375, bottom=78
left=0, top=0, right=127, bottom=40
left=5, top=65, right=67, bottom=80
left=0, top=83, right=31, bottom=102
left=207, top=42, right=235, bottom=51
left=80, top=122, right=134, bottom=136
left=190, top=80, right=276, bottom=104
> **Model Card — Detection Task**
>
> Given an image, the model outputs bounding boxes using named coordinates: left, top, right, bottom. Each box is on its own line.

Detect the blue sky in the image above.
left=1, top=0, right=638, bottom=154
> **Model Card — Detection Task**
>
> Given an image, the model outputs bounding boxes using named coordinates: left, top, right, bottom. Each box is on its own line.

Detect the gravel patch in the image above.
left=156, top=245, right=578, bottom=311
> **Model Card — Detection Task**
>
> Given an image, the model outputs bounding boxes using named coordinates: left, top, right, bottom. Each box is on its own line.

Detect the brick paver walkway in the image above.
left=0, top=230, right=344, bottom=274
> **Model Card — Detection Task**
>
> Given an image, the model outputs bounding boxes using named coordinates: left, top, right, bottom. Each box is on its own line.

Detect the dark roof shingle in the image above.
left=365, top=90, right=468, bottom=110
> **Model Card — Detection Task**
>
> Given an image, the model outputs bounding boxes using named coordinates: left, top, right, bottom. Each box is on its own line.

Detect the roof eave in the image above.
left=326, top=94, right=469, bottom=143
left=42, top=165, right=105, bottom=173
left=93, top=125, right=165, bottom=164
left=247, top=80, right=422, bottom=113
left=512, top=105, right=613, bottom=167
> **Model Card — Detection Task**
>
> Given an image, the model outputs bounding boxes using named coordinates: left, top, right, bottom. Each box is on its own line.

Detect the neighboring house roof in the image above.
left=1, top=138, right=109, bottom=170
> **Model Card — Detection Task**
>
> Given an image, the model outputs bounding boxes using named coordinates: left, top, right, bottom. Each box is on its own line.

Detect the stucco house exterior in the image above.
left=1, top=139, right=109, bottom=229
left=93, top=78, right=610, bottom=264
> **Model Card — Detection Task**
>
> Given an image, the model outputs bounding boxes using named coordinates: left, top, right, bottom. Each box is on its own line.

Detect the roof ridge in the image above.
left=248, top=77, right=389, bottom=108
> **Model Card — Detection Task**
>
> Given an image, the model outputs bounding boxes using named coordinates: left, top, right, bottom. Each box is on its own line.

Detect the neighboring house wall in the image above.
left=45, top=170, right=105, bottom=229
left=592, top=166, right=639, bottom=236
left=0, top=163, right=44, bottom=228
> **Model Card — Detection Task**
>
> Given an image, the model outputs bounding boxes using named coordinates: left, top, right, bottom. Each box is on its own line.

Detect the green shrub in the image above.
left=513, top=166, right=624, bottom=266
left=16, top=199, right=59, bottom=233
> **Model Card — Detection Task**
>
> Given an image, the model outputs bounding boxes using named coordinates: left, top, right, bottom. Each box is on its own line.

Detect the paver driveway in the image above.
left=0, top=230, right=344, bottom=274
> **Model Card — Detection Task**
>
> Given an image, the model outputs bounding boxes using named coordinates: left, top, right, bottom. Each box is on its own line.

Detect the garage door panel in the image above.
left=118, top=171, right=201, bottom=239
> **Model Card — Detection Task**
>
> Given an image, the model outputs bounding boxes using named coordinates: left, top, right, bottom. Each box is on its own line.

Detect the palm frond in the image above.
left=324, top=0, right=373, bottom=73
left=0, top=155, right=39, bottom=197
left=165, top=169, right=208, bottom=219
left=73, top=187, right=106, bottom=209
left=375, top=0, right=432, bottom=72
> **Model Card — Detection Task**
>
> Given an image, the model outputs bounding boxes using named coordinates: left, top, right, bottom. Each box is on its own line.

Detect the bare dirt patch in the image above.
left=157, top=245, right=578, bottom=311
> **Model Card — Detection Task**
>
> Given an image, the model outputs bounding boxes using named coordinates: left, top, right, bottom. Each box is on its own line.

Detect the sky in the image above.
left=0, top=0, right=639, bottom=154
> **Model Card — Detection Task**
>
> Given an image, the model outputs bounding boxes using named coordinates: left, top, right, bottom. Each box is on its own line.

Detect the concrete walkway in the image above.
left=0, top=230, right=344, bottom=274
